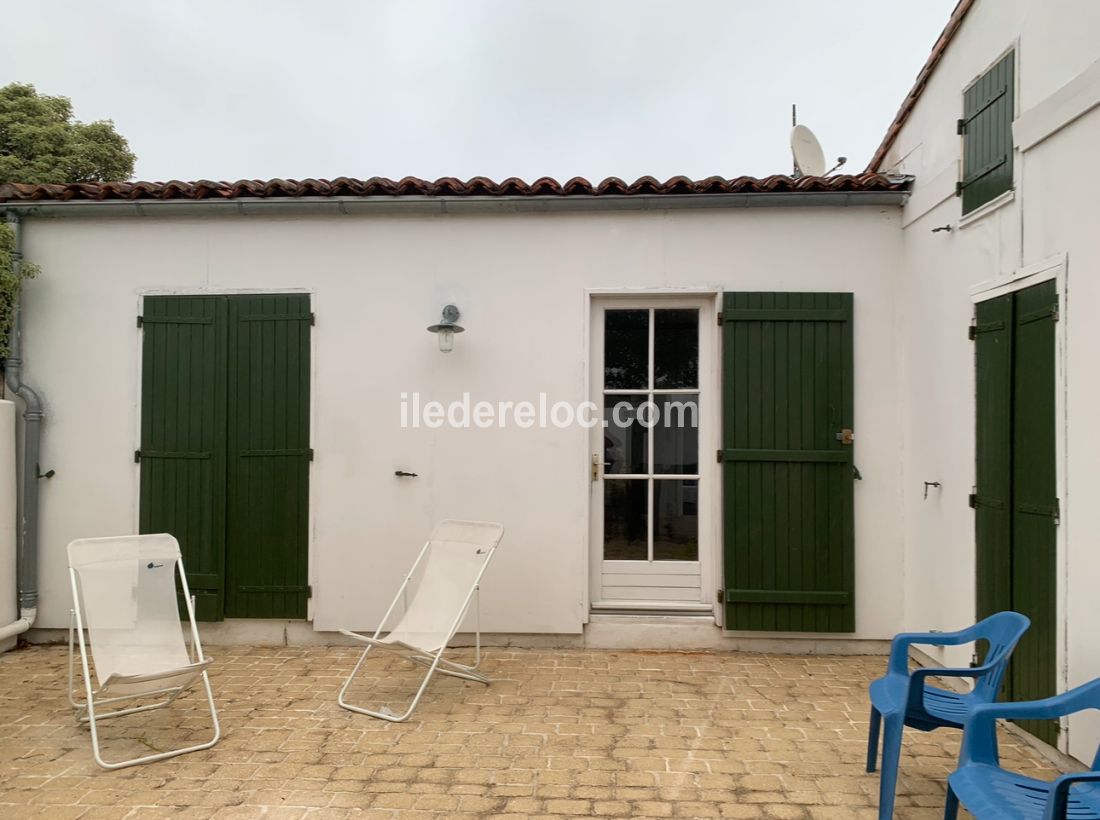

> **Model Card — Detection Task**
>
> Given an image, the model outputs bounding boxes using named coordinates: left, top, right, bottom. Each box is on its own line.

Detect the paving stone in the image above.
left=0, top=645, right=1060, bottom=817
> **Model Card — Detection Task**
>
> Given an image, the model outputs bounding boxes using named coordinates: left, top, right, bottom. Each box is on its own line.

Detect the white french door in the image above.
left=589, top=297, right=715, bottom=613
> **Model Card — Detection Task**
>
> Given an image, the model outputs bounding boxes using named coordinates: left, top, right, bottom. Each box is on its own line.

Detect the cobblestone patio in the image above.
left=0, top=644, right=1059, bottom=819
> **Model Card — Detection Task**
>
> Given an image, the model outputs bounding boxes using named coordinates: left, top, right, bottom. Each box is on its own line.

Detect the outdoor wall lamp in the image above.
left=427, top=304, right=464, bottom=353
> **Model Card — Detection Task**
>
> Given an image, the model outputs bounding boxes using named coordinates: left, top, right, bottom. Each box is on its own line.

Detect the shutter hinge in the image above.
left=306, top=585, right=313, bottom=598
left=955, top=180, right=964, bottom=197
left=310, top=312, right=315, bottom=326
left=717, top=589, right=724, bottom=604
left=956, top=118, right=967, bottom=135
left=716, top=312, right=723, bottom=326
left=968, top=323, right=977, bottom=340
left=716, top=449, right=724, bottom=463
left=136, top=315, right=143, bottom=328
left=308, top=448, right=314, bottom=462
left=1053, top=296, right=1060, bottom=322
left=134, top=450, right=142, bottom=463
left=1055, top=498, right=1061, bottom=526
left=969, top=492, right=977, bottom=509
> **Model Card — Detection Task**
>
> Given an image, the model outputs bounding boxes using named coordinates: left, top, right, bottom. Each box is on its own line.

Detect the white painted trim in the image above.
left=580, top=288, right=593, bottom=625
left=968, top=252, right=1066, bottom=301
left=590, top=601, right=712, bottom=613
left=138, top=287, right=313, bottom=296
left=1015, top=58, right=1100, bottom=152
left=971, top=253, right=1070, bottom=754
left=958, top=189, right=1015, bottom=230
left=709, top=290, right=723, bottom=626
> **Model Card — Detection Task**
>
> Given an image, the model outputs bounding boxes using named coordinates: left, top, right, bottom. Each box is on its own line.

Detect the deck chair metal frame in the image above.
left=338, top=520, right=504, bottom=722
left=67, top=534, right=221, bottom=770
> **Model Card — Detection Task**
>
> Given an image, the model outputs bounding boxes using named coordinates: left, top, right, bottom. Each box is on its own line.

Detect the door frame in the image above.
left=970, top=252, right=1068, bottom=750
left=583, top=288, right=722, bottom=620
left=132, top=287, right=317, bottom=621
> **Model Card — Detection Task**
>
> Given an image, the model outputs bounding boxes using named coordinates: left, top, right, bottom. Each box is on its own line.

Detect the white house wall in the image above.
left=882, top=0, right=1100, bottom=760
left=18, top=205, right=904, bottom=640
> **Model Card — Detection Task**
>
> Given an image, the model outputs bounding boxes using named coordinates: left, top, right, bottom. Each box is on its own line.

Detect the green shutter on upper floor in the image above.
left=958, top=50, right=1015, bottom=214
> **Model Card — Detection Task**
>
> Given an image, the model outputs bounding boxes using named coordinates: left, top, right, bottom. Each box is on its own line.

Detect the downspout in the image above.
left=0, top=211, right=43, bottom=641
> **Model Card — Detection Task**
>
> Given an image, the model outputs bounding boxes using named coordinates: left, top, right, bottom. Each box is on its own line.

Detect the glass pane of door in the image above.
left=602, top=307, right=700, bottom=564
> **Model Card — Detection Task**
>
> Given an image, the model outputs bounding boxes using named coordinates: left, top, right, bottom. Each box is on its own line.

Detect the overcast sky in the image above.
left=3, top=1, right=956, bottom=183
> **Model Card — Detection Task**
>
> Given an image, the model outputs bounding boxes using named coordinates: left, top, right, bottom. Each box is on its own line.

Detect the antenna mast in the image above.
left=791, top=104, right=798, bottom=175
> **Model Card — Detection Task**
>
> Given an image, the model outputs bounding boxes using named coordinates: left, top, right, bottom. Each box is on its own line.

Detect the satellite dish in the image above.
left=790, top=124, right=826, bottom=177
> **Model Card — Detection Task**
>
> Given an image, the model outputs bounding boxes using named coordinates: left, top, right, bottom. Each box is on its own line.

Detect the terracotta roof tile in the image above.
left=0, top=173, right=910, bottom=204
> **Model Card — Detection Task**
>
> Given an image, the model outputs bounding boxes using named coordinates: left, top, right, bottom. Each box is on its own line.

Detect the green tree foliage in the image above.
left=0, top=82, right=134, bottom=358
left=0, top=82, right=135, bottom=184
left=0, top=224, right=38, bottom=359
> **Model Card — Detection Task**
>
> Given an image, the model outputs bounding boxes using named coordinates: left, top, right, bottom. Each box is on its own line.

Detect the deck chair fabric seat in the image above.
left=338, top=519, right=504, bottom=722
left=95, top=660, right=212, bottom=700
left=68, top=534, right=220, bottom=770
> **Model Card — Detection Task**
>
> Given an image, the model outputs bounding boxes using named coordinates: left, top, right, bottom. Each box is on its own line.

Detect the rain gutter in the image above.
left=0, top=190, right=909, bottom=218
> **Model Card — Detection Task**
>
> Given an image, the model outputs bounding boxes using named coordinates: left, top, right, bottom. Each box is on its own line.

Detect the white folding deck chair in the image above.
left=67, top=534, right=220, bottom=770
left=338, top=519, right=504, bottom=722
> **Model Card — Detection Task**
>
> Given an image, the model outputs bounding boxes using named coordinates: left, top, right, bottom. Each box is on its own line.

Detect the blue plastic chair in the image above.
left=867, top=611, right=1030, bottom=819
left=946, top=678, right=1100, bottom=820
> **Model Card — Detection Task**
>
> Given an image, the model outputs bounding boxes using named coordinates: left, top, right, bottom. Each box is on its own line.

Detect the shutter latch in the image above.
left=835, top=429, right=854, bottom=445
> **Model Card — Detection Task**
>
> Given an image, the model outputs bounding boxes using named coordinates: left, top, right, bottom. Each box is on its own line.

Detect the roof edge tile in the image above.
left=0, top=173, right=911, bottom=204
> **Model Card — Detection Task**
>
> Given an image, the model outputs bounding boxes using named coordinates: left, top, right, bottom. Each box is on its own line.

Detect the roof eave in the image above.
left=3, top=189, right=909, bottom=217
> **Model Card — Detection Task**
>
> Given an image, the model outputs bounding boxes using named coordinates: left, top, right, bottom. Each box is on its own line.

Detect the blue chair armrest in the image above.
left=887, top=628, right=978, bottom=675
left=1043, top=772, right=1100, bottom=820
left=968, top=692, right=1080, bottom=723
left=960, top=693, right=1081, bottom=766
left=905, top=663, right=997, bottom=714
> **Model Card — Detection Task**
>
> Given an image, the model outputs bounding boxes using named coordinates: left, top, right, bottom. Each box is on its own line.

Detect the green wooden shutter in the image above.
left=721, top=292, right=855, bottom=632
left=224, top=294, right=312, bottom=619
left=1009, top=281, right=1058, bottom=744
left=974, top=294, right=1013, bottom=623
left=974, top=282, right=1057, bottom=744
left=959, top=50, right=1014, bottom=214
left=139, top=296, right=228, bottom=621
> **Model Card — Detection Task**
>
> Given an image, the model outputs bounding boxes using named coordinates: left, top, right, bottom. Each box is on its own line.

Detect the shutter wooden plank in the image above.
left=224, top=294, right=311, bottom=619
left=722, top=292, right=855, bottom=632
left=1009, top=280, right=1057, bottom=745
left=139, top=296, right=228, bottom=621
left=962, top=51, right=1014, bottom=214
left=975, top=293, right=1013, bottom=625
